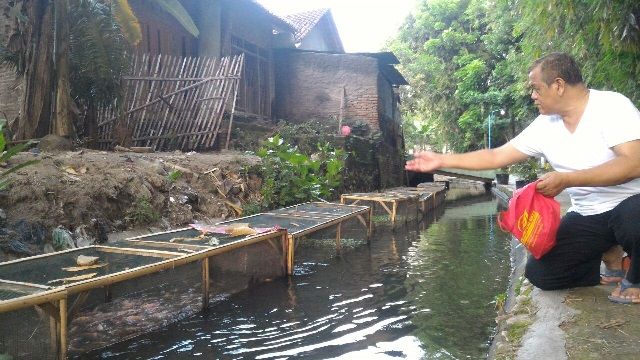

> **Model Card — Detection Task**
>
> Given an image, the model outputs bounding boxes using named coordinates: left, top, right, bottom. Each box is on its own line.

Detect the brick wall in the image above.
left=274, top=51, right=380, bottom=130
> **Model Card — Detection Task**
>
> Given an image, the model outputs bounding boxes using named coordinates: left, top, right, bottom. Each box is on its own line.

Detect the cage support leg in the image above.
left=59, top=298, right=67, bottom=360
left=287, top=235, right=295, bottom=276
left=202, top=258, right=210, bottom=310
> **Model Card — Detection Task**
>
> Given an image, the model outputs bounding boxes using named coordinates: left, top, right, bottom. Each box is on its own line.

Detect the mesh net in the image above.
left=66, top=260, right=203, bottom=356
left=297, top=216, right=368, bottom=255
left=0, top=247, right=177, bottom=286
left=0, top=306, right=56, bottom=360
left=208, top=236, right=287, bottom=296
left=274, top=202, right=368, bottom=217
left=0, top=282, right=45, bottom=301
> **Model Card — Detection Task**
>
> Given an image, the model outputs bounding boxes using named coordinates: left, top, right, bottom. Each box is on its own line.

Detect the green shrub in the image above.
left=255, top=135, right=346, bottom=209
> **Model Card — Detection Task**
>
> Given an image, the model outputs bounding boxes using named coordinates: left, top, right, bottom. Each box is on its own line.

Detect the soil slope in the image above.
left=0, top=148, right=262, bottom=260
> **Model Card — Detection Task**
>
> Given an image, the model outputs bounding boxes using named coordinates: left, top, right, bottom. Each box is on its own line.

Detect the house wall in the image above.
left=274, top=51, right=380, bottom=130
left=223, top=2, right=273, bottom=49
left=130, top=0, right=198, bottom=57
left=376, top=73, right=406, bottom=187
left=221, top=0, right=275, bottom=119
left=196, top=0, right=222, bottom=58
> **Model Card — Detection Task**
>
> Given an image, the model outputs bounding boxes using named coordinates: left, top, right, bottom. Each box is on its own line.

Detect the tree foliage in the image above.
left=391, top=0, right=640, bottom=153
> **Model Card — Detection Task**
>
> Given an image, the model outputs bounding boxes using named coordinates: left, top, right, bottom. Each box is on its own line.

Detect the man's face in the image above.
left=528, top=66, right=558, bottom=115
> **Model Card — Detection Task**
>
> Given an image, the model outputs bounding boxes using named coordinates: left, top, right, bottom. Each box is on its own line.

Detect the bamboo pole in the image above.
left=126, top=240, right=211, bottom=251
left=391, top=201, right=398, bottom=228
left=338, top=86, right=345, bottom=133
left=209, top=54, right=244, bottom=148
left=201, top=257, right=210, bottom=310
left=0, top=279, right=51, bottom=291
left=0, top=288, right=67, bottom=314
left=225, top=77, right=240, bottom=149
left=95, top=245, right=182, bottom=258
left=287, top=235, right=294, bottom=276
left=49, top=308, right=57, bottom=357
left=59, top=298, right=68, bottom=360
left=368, top=207, right=373, bottom=240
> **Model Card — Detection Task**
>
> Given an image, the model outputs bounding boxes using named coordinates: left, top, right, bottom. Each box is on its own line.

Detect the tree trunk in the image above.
left=53, top=0, right=75, bottom=137
left=16, top=0, right=54, bottom=140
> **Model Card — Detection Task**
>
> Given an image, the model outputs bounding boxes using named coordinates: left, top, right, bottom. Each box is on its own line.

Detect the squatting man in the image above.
left=405, top=52, right=640, bottom=304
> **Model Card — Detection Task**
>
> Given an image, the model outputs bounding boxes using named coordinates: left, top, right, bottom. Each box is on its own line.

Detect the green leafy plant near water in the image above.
left=0, top=119, right=38, bottom=190
left=255, top=135, right=346, bottom=209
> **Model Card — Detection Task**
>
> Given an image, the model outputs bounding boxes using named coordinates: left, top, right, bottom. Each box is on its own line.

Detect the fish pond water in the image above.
left=85, top=192, right=511, bottom=359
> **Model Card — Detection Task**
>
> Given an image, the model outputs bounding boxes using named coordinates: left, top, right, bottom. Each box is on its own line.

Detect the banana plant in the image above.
left=0, top=119, right=38, bottom=190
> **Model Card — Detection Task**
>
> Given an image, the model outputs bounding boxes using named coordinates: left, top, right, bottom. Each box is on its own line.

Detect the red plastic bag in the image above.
left=498, top=181, right=561, bottom=259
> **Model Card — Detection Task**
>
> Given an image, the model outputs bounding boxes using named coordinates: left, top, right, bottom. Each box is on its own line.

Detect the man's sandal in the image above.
left=608, top=279, right=640, bottom=304
left=600, top=268, right=625, bottom=285
left=600, top=255, right=631, bottom=285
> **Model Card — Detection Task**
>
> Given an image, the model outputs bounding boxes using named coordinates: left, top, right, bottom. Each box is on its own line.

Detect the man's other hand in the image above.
left=405, top=151, right=444, bottom=173
left=536, top=171, right=568, bottom=197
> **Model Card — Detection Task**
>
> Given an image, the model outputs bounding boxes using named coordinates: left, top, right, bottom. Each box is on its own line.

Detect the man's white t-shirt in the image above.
left=510, top=89, right=640, bottom=216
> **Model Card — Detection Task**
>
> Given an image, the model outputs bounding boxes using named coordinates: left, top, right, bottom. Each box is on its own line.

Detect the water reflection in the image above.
left=85, top=195, right=510, bottom=360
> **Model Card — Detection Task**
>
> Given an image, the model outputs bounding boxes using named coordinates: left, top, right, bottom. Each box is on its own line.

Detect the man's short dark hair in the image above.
left=529, top=52, right=583, bottom=85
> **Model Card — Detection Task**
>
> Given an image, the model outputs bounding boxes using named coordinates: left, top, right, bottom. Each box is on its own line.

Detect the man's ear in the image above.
left=554, top=77, right=565, bottom=96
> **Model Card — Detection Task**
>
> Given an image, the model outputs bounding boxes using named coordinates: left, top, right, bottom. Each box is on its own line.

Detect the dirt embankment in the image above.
left=0, top=148, right=262, bottom=260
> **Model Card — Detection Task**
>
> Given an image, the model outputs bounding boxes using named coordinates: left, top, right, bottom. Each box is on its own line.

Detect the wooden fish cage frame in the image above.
left=341, top=185, right=447, bottom=228
left=0, top=202, right=375, bottom=358
left=213, top=202, right=372, bottom=275
left=0, top=230, right=286, bottom=359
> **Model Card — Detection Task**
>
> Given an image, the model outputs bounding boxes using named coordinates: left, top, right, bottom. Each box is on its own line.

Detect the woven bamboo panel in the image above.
left=97, top=53, right=244, bottom=151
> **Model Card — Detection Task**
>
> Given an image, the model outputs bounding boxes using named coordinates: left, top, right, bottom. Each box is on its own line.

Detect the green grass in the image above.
left=507, top=320, right=532, bottom=344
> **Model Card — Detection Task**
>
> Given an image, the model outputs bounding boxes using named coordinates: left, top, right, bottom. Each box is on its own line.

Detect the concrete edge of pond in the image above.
left=488, top=185, right=578, bottom=360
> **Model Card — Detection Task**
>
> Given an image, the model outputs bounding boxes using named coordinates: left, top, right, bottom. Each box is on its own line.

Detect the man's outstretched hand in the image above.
left=405, top=151, right=444, bottom=173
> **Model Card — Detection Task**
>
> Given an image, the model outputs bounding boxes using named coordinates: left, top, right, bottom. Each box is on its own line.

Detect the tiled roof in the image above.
left=281, top=8, right=330, bottom=42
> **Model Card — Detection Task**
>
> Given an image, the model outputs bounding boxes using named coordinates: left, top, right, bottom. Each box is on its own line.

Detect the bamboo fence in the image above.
left=97, top=53, right=244, bottom=151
